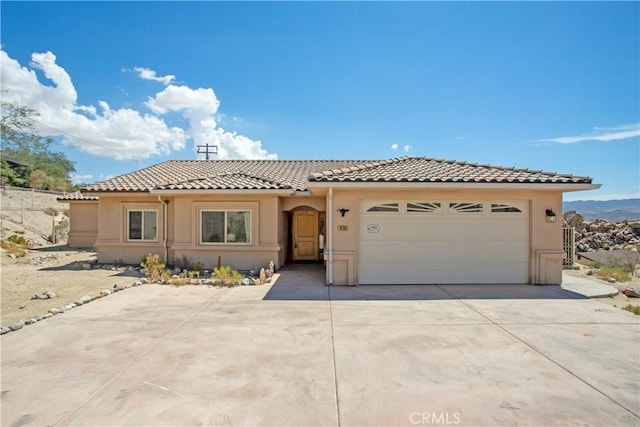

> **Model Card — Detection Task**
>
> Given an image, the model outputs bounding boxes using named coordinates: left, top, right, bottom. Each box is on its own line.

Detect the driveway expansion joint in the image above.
left=435, top=285, right=640, bottom=420
left=327, top=287, right=342, bottom=427
left=52, top=288, right=227, bottom=426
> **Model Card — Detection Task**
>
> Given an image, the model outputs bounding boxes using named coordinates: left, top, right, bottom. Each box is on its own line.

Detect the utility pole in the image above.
left=197, top=143, right=218, bottom=160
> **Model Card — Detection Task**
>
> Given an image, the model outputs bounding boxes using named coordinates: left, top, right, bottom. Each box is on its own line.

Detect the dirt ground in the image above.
left=1, top=189, right=140, bottom=326
left=1, top=246, right=143, bottom=326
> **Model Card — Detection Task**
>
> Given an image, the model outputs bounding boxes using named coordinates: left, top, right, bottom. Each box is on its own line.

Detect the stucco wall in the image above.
left=94, top=195, right=166, bottom=265
left=327, top=188, right=565, bottom=285
left=66, top=201, right=99, bottom=248
left=94, top=193, right=285, bottom=270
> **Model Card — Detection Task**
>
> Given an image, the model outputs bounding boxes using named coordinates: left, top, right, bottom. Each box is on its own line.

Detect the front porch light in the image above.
left=545, top=209, right=557, bottom=223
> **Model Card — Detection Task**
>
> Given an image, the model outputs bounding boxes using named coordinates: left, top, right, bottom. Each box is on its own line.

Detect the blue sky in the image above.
left=1, top=1, right=638, bottom=201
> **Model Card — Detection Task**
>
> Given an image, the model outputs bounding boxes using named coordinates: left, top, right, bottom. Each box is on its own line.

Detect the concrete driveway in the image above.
left=2, top=265, right=639, bottom=426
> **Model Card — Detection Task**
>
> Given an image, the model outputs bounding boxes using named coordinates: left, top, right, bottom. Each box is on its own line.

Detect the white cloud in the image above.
left=403, top=144, right=412, bottom=153
left=70, top=173, right=93, bottom=184
left=535, top=124, right=640, bottom=144
left=1, top=50, right=187, bottom=160
left=146, top=85, right=276, bottom=160
left=133, top=66, right=175, bottom=85
left=1, top=49, right=277, bottom=161
left=390, top=143, right=399, bottom=150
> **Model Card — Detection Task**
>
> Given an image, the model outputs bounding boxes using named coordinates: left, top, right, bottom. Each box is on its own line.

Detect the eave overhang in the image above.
left=149, top=188, right=297, bottom=196
left=305, top=181, right=601, bottom=192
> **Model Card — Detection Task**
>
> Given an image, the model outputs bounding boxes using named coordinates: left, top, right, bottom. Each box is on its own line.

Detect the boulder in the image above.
left=563, top=211, right=584, bottom=228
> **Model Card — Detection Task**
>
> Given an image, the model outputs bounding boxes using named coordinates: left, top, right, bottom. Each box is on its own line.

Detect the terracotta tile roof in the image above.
left=83, top=157, right=592, bottom=193
left=83, top=160, right=372, bottom=192
left=308, top=157, right=593, bottom=184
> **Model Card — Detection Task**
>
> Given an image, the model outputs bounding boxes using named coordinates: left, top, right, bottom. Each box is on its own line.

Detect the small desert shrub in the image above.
left=622, top=304, right=640, bottom=315
left=1, top=234, right=29, bottom=257
left=167, top=277, right=188, bottom=286
left=192, top=261, right=204, bottom=274
left=141, top=253, right=165, bottom=281
left=160, top=271, right=172, bottom=283
left=7, top=234, right=27, bottom=246
left=213, top=265, right=244, bottom=287
left=598, top=256, right=632, bottom=282
left=1, top=240, right=26, bottom=257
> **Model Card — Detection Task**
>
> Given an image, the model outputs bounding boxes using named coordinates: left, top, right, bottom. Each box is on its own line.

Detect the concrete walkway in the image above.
left=2, top=266, right=639, bottom=426
left=561, top=271, right=620, bottom=298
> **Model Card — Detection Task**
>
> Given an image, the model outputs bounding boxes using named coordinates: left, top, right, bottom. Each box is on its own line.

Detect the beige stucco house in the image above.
left=60, top=156, right=599, bottom=285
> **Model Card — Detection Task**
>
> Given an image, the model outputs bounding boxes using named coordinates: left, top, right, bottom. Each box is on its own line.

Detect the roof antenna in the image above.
left=197, top=143, right=218, bottom=160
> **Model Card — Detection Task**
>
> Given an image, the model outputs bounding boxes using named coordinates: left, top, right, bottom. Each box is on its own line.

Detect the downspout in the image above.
left=158, top=196, right=168, bottom=264
left=327, top=187, right=333, bottom=285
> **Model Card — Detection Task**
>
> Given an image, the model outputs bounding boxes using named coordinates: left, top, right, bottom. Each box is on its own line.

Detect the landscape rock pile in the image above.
left=563, top=211, right=640, bottom=252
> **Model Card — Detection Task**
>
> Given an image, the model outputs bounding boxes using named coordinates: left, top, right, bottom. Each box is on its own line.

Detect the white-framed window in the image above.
left=406, top=202, right=442, bottom=214
left=201, top=210, right=251, bottom=244
left=364, top=202, right=400, bottom=213
left=449, top=202, right=484, bottom=214
left=128, top=210, right=158, bottom=241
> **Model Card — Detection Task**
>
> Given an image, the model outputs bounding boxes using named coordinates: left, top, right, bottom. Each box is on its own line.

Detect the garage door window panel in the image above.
left=449, top=202, right=484, bottom=214
left=365, top=202, right=399, bottom=213
left=406, top=202, right=442, bottom=214
left=491, top=203, right=525, bottom=214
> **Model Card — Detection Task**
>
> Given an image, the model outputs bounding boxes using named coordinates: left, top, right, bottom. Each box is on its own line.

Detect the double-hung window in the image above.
left=128, top=210, right=158, bottom=241
left=201, top=210, right=251, bottom=244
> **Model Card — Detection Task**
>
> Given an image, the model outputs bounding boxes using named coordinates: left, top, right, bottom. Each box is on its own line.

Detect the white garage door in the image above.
left=359, top=201, right=529, bottom=284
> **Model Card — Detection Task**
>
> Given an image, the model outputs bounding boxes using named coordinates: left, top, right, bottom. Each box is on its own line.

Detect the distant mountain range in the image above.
left=563, top=198, right=640, bottom=222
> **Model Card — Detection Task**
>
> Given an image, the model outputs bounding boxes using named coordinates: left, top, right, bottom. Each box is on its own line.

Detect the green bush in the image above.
left=213, top=265, right=244, bottom=287
left=1, top=240, right=26, bottom=257
left=598, top=256, right=632, bottom=282
left=622, top=304, right=640, bottom=315
left=140, top=253, right=165, bottom=281
left=7, top=234, right=27, bottom=246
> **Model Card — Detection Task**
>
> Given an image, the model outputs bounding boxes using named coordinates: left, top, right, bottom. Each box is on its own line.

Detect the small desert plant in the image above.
left=1, top=240, right=26, bottom=257
left=7, top=234, right=27, bottom=246
left=1, top=234, right=29, bottom=257
left=192, top=261, right=205, bottom=274
left=584, top=260, right=602, bottom=269
left=213, top=265, right=244, bottom=287
left=160, top=271, right=172, bottom=283
left=598, top=256, right=632, bottom=282
left=141, top=253, right=165, bottom=281
left=167, top=276, right=188, bottom=286
left=622, top=304, right=640, bottom=315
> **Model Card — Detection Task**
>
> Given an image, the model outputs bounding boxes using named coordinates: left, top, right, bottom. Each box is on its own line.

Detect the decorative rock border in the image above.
left=0, top=268, right=276, bottom=336
left=0, top=279, right=147, bottom=336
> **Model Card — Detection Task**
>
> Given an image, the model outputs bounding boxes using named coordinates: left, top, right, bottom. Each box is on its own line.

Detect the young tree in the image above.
left=1, top=100, right=75, bottom=190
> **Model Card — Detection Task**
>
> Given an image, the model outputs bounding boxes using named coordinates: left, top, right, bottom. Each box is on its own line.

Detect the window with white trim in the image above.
left=128, top=210, right=158, bottom=241
left=406, top=202, right=442, bottom=213
left=201, top=210, right=251, bottom=244
left=449, top=202, right=484, bottom=214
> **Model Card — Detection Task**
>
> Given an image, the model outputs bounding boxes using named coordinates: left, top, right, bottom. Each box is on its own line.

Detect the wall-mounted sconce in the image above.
left=337, top=208, right=350, bottom=217
left=545, top=209, right=557, bottom=223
